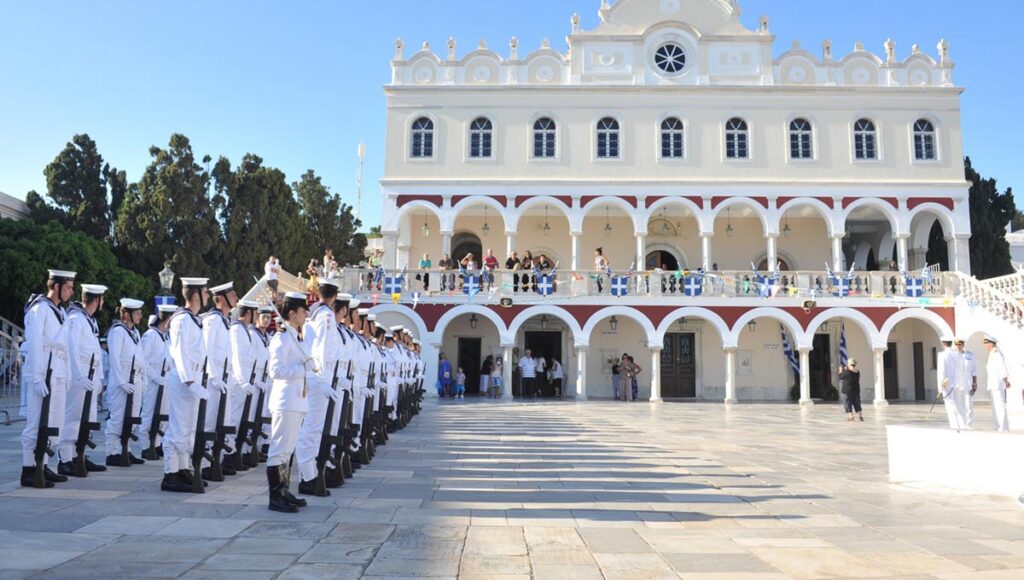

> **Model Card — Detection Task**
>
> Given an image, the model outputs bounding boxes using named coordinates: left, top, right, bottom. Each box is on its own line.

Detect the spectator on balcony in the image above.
left=537, top=254, right=555, bottom=293
left=483, top=249, right=499, bottom=289
left=506, top=252, right=521, bottom=293
left=438, top=254, right=454, bottom=292
left=417, top=253, right=432, bottom=292
left=521, top=251, right=535, bottom=293
left=460, top=253, right=477, bottom=271
left=888, top=260, right=899, bottom=271
left=264, top=255, right=281, bottom=301
left=594, top=248, right=610, bottom=293
left=367, top=250, right=383, bottom=291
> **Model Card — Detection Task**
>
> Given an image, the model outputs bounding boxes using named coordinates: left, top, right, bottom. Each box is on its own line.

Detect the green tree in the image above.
left=26, top=134, right=122, bottom=240
left=114, top=134, right=221, bottom=282
left=293, top=170, right=366, bottom=267
left=0, top=218, right=151, bottom=327
left=965, top=157, right=1016, bottom=279
left=215, top=154, right=309, bottom=285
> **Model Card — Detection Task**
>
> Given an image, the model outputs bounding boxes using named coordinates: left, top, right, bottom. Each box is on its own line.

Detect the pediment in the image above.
left=587, top=0, right=753, bottom=37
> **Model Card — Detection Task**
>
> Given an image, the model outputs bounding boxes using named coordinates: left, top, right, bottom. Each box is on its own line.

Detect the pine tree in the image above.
left=293, top=170, right=366, bottom=267
left=965, top=157, right=1016, bottom=279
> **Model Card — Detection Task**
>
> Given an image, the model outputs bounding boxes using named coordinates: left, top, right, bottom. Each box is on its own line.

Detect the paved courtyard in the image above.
left=0, top=400, right=1022, bottom=579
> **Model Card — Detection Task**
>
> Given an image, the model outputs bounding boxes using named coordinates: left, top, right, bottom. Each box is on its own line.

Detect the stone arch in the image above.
left=709, top=198, right=769, bottom=232
left=510, top=196, right=574, bottom=232
left=368, top=304, right=429, bottom=342
left=431, top=304, right=511, bottom=345
left=581, top=306, right=658, bottom=346
left=451, top=195, right=509, bottom=229
left=776, top=197, right=839, bottom=237
left=803, top=307, right=883, bottom=349
left=507, top=305, right=584, bottom=346
left=907, top=204, right=957, bottom=248
left=842, top=198, right=900, bottom=235
left=580, top=196, right=641, bottom=234
left=644, top=196, right=707, bottom=233
left=645, top=242, right=689, bottom=271
left=393, top=199, right=446, bottom=232
left=878, top=309, right=953, bottom=345
left=654, top=307, right=731, bottom=344
left=728, top=308, right=806, bottom=349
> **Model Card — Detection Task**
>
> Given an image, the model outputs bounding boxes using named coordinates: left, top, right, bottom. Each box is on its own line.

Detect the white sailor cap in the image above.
left=982, top=334, right=999, bottom=344
left=337, top=293, right=353, bottom=303
left=181, top=277, right=209, bottom=288
left=237, top=300, right=260, bottom=310
left=258, top=304, right=274, bottom=314
left=48, top=269, right=77, bottom=281
left=284, top=291, right=307, bottom=301
left=210, top=282, right=234, bottom=295
left=319, top=278, right=340, bottom=289
left=148, top=314, right=158, bottom=326
left=157, top=304, right=177, bottom=314
left=81, top=284, right=108, bottom=295
left=357, top=308, right=369, bottom=317
left=120, top=298, right=145, bottom=310
left=385, top=332, right=395, bottom=339
left=367, top=314, right=377, bottom=322
left=389, top=325, right=404, bottom=332
left=413, top=339, right=421, bottom=345
left=940, top=335, right=954, bottom=343
left=348, top=298, right=361, bottom=309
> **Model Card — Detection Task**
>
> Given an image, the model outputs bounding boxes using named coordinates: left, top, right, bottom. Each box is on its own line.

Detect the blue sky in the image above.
left=0, top=0, right=1018, bottom=231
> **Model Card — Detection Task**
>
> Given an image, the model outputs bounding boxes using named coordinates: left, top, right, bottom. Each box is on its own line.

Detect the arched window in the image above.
left=660, top=117, right=685, bottom=159
left=725, top=117, right=749, bottom=159
left=789, top=118, right=813, bottom=160
left=469, top=117, right=493, bottom=158
left=596, top=117, right=620, bottom=159
left=533, top=118, right=556, bottom=158
left=410, top=117, right=434, bottom=158
left=854, top=119, right=878, bottom=160
left=913, top=119, right=936, bottom=160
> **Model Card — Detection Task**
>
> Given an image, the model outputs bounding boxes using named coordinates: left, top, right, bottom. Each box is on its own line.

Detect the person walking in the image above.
left=981, top=335, right=1011, bottom=432
left=491, top=357, right=503, bottom=398
left=937, top=337, right=967, bottom=430
left=954, top=338, right=978, bottom=429
left=480, top=356, right=493, bottom=398
left=519, top=349, right=537, bottom=398
left=549, top=359, right=564, bottom=399
left=437, top=353, right=453, bottom=398
left=838, top=358, right=863, bottom=421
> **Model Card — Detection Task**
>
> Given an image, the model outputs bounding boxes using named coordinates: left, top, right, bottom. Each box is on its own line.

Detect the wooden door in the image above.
left=913, top=342, right=925, bottom=401
left=661, top=333, right=697, bottom=398
left=457, top=337, right=482, bottom=394
left=884, top=341, right=899, bottom=400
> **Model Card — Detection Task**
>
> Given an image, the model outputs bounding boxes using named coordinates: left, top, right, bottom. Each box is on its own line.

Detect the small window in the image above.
left=469, top=117, right=493, bottom=159
left=725, top=117, right=749, bottom=159
left=654, top=43, right=687, bottom=74
left=913, top=119, right=936, bottom=160
left=411, top=117, right=434, bottom=158
left=854, top=119, right=878, bottom=160
left=533, top=118, right=556, bottom=158
left=596, top=117, right=620, bottom=159
left=660, top=118, right=685, bottom=159
left=789, top=118, right=813, bottom=160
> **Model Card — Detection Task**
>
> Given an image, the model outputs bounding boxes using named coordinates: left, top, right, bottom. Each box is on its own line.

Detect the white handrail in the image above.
left=952, top=272, right=1024, bottom=330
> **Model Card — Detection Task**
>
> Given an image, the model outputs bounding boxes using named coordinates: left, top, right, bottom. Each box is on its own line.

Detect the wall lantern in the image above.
left=747, top=320, right=757, bottom=333
left=609, top=316, right=619, bottom=332
left=469, top=314, right=478, bottom=329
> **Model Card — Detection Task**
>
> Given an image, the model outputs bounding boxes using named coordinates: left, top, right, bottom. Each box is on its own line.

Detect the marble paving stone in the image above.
left=193, top=553, right=297, bottom=571
left=459, top=554, right=530, bottom=575
left=154, top=517, right=255, bottom=539
left=297, top=543, right=379, bottom=564
left=238, top=521, right=336, bottom=540
left=32, top=560, right=195, bottom=578
left=179, top=571, right=277, bottom=580
left=220, top=537, right=314, bottom=554
left=662, top=552, right=781, bottom=573
left=73, top=515, right=180, bottom=535
left=321, top=523, right=396, bottom=544
left=363, top=557, right=461, bottom=577
left=579, top=527, right=654, bottom=553
left=749, top=546, right=892, bottom=578
left=275, top=563, right=364, bottom=579
left=532, top=563, right=604, bottom=580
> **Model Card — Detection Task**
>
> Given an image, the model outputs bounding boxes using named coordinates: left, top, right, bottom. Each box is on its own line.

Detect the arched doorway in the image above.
left=451, top=232, right=482, bottom=266
left=757, top=257, right=791, bottom=271
left=646, top=250, right=680, bottom=271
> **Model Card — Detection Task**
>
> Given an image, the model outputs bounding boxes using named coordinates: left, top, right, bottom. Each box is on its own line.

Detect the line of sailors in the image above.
left=937, top=334, right=1010, bottom=432
left=20, top=270, right=425, bottom=514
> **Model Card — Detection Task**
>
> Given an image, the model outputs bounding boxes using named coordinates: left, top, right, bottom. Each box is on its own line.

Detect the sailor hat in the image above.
left=348, top=298, right=361, bottom=309
left=258, top=305, right=274, bottom=314
left=120, top=298, right=145, bottom=310
left=237, top=300, right=260, bottom=309
left=158, top=304, right=177, bottom=314
left=940, top=335, right=954, bottom=343
left=284, top=291, right=307, bottom=301
left=181, top=277, right=209, bottom=288
left=319, top=278, right=340, bottom=288
left=367, top=314, right=377, bottom=322
left=982, top=335, right=999, bottom=344
left=390, top=325, right=404, bottom=332
left=337, top=293, right=353, bottom=303
left=148, top=314, right=158, bottom=327
left=385, top=332, right=395, bottom=339
left=48, top=269, right=77, bottom=281
left=210, top=282, right=234, bottom=295
left=412, top=339, right=421, bottom=345
left=81, top=284, right=108, bottom=295
left=357, top=308, right=369, bottom=317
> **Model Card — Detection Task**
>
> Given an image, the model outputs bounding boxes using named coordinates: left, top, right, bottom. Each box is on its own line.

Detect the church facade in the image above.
left=371, top=0, right=968, bottom=404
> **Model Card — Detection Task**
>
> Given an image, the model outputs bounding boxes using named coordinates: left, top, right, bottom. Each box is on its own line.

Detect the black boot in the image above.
left=200, top=467, right=224, bottom=482
left=128, top=453, right=145, bottom=465
left=44, top=466, right=68, bottom=483
left=266, top=466, right=297, bottom=513
left=20, top=466, right=53, bottom=488
left=105, top=454, right=122, bottom=467
left=298, top=478, right=330, bottom=497
left=58, top=461, right=80, bottom=478
left=161, top=472, right=192, bottom=493
left=326, top=466, right=344, bottom=488
left=84, top=457, right=106, bottom=472
left=279, top=466, right=307, bottom=507
left=221, top=463, right=237, bottom=476
left=178, top=469, right=207, bottom=488
left=141, top=448, right=161, bottom=461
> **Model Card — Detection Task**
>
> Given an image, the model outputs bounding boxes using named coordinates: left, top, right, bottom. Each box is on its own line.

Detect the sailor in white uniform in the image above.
left=200, top=281, right=237, bottom=479
left=954, top=338, right=978, bottom=429
left=251, top=304, right=274, bottom=458
left=57, top=283, right=108, bottom=477
left=266, top=292, right=314, bottom=513
left=104, top=298, right=147, bottom=466
left=139, top=305, right=175, bottom=460
left=981, top=335, right=1011, bottom=432
left=20, top=269, right=76, bottom=488
left=224, top=299, right=259, bottom=470
left=160, top=277, right=210, bottom=493
left=937, top=336, right=967, bottom=430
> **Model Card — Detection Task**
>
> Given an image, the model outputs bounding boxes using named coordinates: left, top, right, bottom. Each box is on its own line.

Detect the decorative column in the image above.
left=441, top=231, right=453, bottom=258
left=505, top=231, right=516, bottom=260
left=383, top=232, right=399, bottom=268
left=635, top=233, right=647, bottom=271
left=571, top=232, right=581, bottom=272
left=396, top=243, right=410, bottom=270
left=947, top=234, right=971, bottom=276
left=426, top=342, right=443, bottom=398
left=502, top=345, right=514, bottom=400
left=872, top=347, right=889, bottom=406
left=798, top=347, right=813, bottom=405
left=830, top=233, right=845, bottom=272
left=724, top=347, right=737, bottom=404
left=575, top=345, right=588, bottom=400
left=896, top=234, right=909, bottom=272
left=649, top=346, right=662, bottom=402
left=765, top=233, right=779, bottom=272
left=700, top=232, right=713, bottom=269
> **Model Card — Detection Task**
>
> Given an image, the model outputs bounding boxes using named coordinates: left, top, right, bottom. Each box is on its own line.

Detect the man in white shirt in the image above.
left=937, top=337, right=966, bottom=430
left=519, top=349, right=537, bottom=398
left=264, top=256, right=280, bottom=301
left=954, top=338, right=977, bottom=428
left=981, top=335, right=1011, bottom=432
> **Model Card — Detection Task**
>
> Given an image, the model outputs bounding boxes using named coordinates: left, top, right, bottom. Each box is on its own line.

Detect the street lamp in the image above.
left=747, top=320, right=757, bottom=333
left=609, top=316, right=619, bottom=332
left=469, top=314, right=478, bottom=329
left=159, top=263, right=176, bottom=295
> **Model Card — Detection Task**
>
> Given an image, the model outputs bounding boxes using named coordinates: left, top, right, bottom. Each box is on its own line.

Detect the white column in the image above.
left=948, top=234, right=971, bottom=276
left=505, top=232, right=516, bottom=260
left=502, top=345, right=514, bottom=400
left=872, top=347, right=889, bottom=406
left=896, top=234, right=909, bottom=272
left=383, top=232, right=399, bottom=268
left=635, top=234, right=647, bottom=271
left=724, top=347, right=737, bottom=404
left=571, top=233, right=581, bottom=272
left=799, top=348, right=813, bottom=405
left=831, top=233, right=845, bottom=272
left=396, top=244, right=410, bottom=270
left=649, top=346, right=662, bottom=403
left=426, top=342, right=442, bottom=398
left=700, top=232, right=713, bottom=269
left=765, top=233, right=779, bottom=272
left=441, top=231, right=453, bottom=258
left=575, top=345, right=588, bottom=400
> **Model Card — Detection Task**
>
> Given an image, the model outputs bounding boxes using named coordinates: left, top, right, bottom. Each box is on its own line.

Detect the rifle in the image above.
left=330, top=360, right=358, bottom=483
left=119, top=355, right=141, bottom=467
left=358, top=362, right=376, bottom=464
left=231, top=359, right=258, bottom=471
left=32, top=353, right=59, bottom=488
left=144, top=359, right=168, bottom=460
left=191, top=357, right=212, bottom=493
left=312, top=360, right=341, bottom=496
left=73, top=354, right=101, bottom=477
left=374, top=362, right=389, bottom=445
left=208, top=357, right=235, bottom=481
left=246, top=360, right=270, bottom=466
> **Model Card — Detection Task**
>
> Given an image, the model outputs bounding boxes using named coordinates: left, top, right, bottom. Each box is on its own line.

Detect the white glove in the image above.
left=210, top=378, right=228, bottom=394
left=188, top=383, right=209, bottom=400
left=32, top=380, right=49, bottom=397
left=303, top=358, right=317, bottom=372
left=119, top=382, right=136, bottom=395
left=328, top=387, right=342, bottom=403
left=75, top=377, right=93, bottom=392
left=243, top=383, right=256, bottom=397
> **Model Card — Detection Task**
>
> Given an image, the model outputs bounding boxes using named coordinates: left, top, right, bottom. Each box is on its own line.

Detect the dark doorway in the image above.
left=646, top=250, right=680, bottom=271
left=661, top=333, right=697, bottom=398
left=884, top=341, right=899, bottom=400
left=525, top=331, right=562, bottom=398
left=757, top=258, right=791, bottom=271
left=913, top=342, right=926, bottom=401
left=809, top=334, right=832, bottom=399
left=451, top=232, right=482, bottom=266
left=457, top=337, right=482, bottom=395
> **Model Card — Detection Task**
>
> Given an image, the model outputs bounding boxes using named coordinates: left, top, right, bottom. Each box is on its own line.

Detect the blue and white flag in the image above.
left=610, top=276, right=629, bottom=297
left=839, top=323, right=849, bottom=367
left=462, top=275, right=481, bottom=298
left=683, top=276, right=703, bottom=297
left=831, top=277, right=851, bottom=297
left=903, top=272, right=924, bottom=297
left=384, top=276, right=403, bottom=296
left=781, top=325, right=800, bottom=378
left=536, top=275, right=555, bottom=296
left=373, top=266, right=385, bottom=286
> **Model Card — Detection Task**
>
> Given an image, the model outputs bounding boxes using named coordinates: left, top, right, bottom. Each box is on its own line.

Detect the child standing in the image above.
left=455, top=367, right=467, bottom=398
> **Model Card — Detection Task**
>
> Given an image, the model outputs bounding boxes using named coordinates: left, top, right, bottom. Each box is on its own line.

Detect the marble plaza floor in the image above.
left=0, top=400, right=1022, bottom=579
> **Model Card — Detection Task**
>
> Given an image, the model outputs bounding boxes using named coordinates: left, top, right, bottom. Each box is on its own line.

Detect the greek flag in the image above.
left=839, top=323, right=849, bottom=367
left=683, top=276, right=703, bottom=297
left=373, top=266, right=385, bottom=285
left=384, top=276, right=403, bottom=296
left=462, top=275, right=481, bottom=297
left=611, top=276, right=629, bottom=297
left=831, top=277, right=851, bottom=297
left=537, top=275, right=555, bottom=296
left=781, top=325, right=800, bottom=378
left=903, top=274, right=924, bottom=297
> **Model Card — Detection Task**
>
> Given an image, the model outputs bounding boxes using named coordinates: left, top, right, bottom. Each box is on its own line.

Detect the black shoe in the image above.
left=84, top=457, right=106, bottom=472
left=178, top=470, right=207, bottom=487
left=129, top=453, right=145, bottom=465
left=266, top=467, right=297, bottom=513
left=58, top=461, right=78, bottom=478
left=105, top=455, right=121, bottom=467
left=141, top=448, right=161, bottom=461
left=161, top=473, right=193, bottom=493
left=221, top=464, right=237, bottom=476
left=260, top=444, right=269, bottom=455
left=326, top=466, right=344, bottom=488
left=157, top=446, right=164, bottom=458
left=44, top=466, right=68, bottom=483
left=283, top=490, right=307, bottom=507
left=200, top=467, right=225, bottom=482
left=298, top=478, right=329, bottom=497
left=20, top=466, right=54, bottom=488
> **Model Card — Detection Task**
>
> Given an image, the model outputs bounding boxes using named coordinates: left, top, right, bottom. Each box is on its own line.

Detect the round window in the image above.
left=654, top=43, right=687, bottom=74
